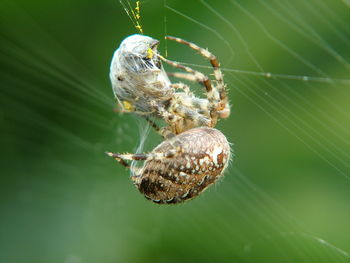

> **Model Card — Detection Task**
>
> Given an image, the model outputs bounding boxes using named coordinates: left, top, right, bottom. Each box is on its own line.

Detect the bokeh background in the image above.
left=1, top=0, right=350, bottom=262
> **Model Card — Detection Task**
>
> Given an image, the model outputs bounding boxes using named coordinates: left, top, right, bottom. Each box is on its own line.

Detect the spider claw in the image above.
left=106, top=152, right=123, bottom=160
left=105, top=151, right=114, bottom=157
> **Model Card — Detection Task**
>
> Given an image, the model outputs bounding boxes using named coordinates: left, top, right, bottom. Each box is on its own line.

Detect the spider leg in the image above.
left=106, top=152, right=149, bottom=162
left=161, top=56, right=213, bottom=94
left=106, top=148, right=181, bottom=167
left=165, top=36, right=230, bottom=119
left=149, top=100, right=186, bottom=135
left=171, top=104, right=211, bottom=129
left=106, top=152, right=150, bottom=181
left=142, top=116, right=175, bottom=139
left=105, top=152, right=148, bottom=177
left=169, top=77, right=214, bottom=115
left=167, top=72, right=198, bottom=83
left=143, top=116, right=163, bottom=136
left=151, top=97, right=209, bottom=133
left=170, top=83, right=192, bottom=96
left=160, top=56, right=217, bottom=125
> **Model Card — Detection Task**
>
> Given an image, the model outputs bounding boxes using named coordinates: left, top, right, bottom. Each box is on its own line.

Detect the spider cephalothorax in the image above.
left=108, top=34, right=232, bottom=204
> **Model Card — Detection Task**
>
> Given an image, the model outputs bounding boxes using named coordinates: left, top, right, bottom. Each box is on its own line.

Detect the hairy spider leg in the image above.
left=165, top=36, right=230, bottom=119
left=160, top=56, right=213, bottom=99
left=106, top=146, right=182, bottom=172
left=148, top=99, right=207, bottom=134
left=171, top=103, right=211, bottom=128
left=170, top=83, right=192, bottom=96
left=172, top=82, right=215, bottom=130
left=168, top=73, right=213, bottom=111
left=142, top=115, right=176, bottom=139
left=167, top=72, right=198, bottom=84
left=160, top=56, right=217, bottom=126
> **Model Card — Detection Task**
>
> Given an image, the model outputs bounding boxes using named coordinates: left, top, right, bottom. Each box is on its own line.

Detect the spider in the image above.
left=107, top=34, right=231, bottom=204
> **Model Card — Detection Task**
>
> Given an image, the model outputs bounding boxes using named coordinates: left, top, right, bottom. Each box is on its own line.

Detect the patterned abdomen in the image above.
left=133, top=127, right=231, bottom=204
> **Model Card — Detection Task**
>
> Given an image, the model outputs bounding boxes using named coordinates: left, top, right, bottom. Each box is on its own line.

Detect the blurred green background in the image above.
left=1, top=0, right=350, bottom=262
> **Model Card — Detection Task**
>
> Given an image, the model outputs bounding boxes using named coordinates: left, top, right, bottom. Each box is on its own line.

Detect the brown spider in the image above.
left=107, top=34, right=231, bottom=204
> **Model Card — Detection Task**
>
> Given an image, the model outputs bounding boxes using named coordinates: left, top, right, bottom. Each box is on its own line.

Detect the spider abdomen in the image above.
left=133, top=127, right=231, bottom=204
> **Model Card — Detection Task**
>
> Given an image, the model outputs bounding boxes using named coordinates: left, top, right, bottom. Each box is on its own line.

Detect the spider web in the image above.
left=0, top=0, right=350, bottom=262
left=159, top=0, right=350, bottom=261
left=157, top=1, right=350, bottom=262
